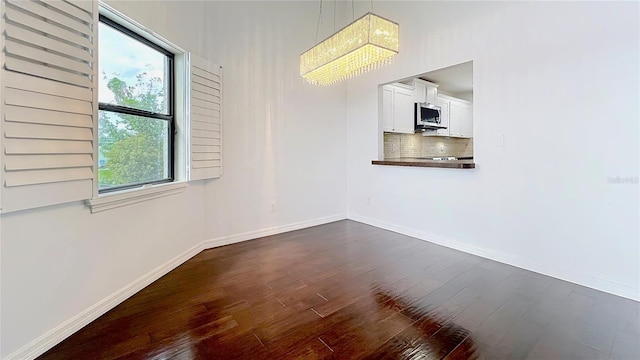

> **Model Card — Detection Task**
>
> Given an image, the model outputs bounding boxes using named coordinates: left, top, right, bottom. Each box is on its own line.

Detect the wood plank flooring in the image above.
left=39, top=220, right=640, bottom=359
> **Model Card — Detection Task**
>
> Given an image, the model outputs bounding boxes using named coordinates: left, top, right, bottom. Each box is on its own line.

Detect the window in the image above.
left=1, top=1, right=221, bottom=213
left=97, top=15, right=174, bottom=192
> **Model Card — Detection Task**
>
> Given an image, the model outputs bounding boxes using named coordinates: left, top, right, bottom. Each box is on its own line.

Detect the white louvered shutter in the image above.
left=189, top=54, right=222, bottom=181
left=1, top=0, right=97, bottom=213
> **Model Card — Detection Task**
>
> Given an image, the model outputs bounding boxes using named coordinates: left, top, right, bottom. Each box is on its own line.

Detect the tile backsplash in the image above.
left=384, top=133, right=473, bottom=158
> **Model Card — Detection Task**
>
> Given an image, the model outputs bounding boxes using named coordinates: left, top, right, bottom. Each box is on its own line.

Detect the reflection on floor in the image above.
left=39, top=220, right=639, bottom=359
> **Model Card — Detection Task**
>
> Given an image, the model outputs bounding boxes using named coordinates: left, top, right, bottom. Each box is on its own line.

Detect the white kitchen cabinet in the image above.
left=426, top=86, right=438, bottom=105
left=461, top=105, right=473, bottom=138
left=412, top=80, right=426, bottom=103
left=449, top=102, right=463, bottom=137
left=449, top=100, right=472, bottom=138
left=423, top=95, right=473, bottom=138
left=382, top=86, right=393, bottom=132
left=381, top=83, right=415, bottom=134
left=412, top=79, right=439, bottom=104
left=393, top=86, right=415, bottom=133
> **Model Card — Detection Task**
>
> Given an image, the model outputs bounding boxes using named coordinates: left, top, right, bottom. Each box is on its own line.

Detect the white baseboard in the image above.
left=4, top=241, right=205, bottom=360
left=202, top=213, right=347, bottom=249
left=3, top=213, right=346, bottom=360
left=348, top=213, right=640, bottom=302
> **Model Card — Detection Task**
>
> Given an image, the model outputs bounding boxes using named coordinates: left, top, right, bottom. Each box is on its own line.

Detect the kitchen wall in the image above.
left=347, top=1, right=639, bottom=300
left=0, top=1, right=348, bottom=358
left=442, top=90, right=473, bottom=102
left=384, top=134, right=473, bottom=158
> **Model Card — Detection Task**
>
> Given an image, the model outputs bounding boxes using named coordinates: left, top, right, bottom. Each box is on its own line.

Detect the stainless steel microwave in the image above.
left=415, top=102, right=446, bottom=131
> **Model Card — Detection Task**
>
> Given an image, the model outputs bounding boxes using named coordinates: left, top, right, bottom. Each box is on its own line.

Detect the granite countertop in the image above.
left=371, top=157, right=476, bottom=169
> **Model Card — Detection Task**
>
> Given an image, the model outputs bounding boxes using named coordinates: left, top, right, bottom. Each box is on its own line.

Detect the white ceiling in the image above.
left=419, top=61, right=473, bottom=95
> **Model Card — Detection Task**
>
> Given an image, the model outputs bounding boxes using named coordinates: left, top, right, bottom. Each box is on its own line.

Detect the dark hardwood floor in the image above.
left=39, top=220, right=639, bottom=359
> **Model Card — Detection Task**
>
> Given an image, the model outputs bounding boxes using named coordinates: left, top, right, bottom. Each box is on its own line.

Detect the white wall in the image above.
left=199, top=1, right=348, bottom=239
left=346, top=1, right=639, bottom=300
left=0, top=1, right=347, bottom=357
left=2, top=0, right=638, bottom=357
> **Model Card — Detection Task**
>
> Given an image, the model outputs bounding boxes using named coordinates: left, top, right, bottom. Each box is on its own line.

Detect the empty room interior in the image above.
left=0, top=0, right=638, bottom=359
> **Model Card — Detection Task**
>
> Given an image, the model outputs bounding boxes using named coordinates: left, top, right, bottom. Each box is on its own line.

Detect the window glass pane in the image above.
left=98, top=22, right=170, bottom=114
left=98, top=110, right=169, bottom=190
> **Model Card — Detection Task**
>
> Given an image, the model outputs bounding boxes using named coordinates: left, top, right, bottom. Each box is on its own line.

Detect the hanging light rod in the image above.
left=300, top=11, right=399, bottom=86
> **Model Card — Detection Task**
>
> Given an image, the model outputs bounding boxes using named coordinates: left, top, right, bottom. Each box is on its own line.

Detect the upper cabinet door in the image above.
left=449, top=102, right=463, bottom=137
left=460, top=106, right=473, bottom=138
left=449, top=99, right=473, bottom=138
left=382, top=85, right=394, bottom=132
left=413, top=80, right=426, bottom=103
left=413, top=79, right=438, bottom=104
left=425, top=86, right=438, bottom=105
left=393, top=86, right=415, bottom=134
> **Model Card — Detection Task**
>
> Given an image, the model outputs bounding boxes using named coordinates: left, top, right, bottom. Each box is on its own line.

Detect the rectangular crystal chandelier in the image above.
left=300, top=12, right=399, bottom=86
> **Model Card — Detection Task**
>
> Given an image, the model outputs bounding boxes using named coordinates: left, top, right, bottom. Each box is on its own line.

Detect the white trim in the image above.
left=2, top=213, right=346, bottom=360
left=98, top=2, right=185, bottom=56
left=3, top=241, right=205, bottom=360
left=95, top=2, right=189, bottom=196
left=91, top=0, right=100, bottom=199
left=202, top=213, right=347, bottom=249
left=86, top=181, right=187, bottom=213
left=348, top=213, right=640, bottom=302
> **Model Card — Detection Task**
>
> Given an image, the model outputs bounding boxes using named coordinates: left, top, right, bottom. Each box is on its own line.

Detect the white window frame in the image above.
left=86, top=2, right=188, bottom=213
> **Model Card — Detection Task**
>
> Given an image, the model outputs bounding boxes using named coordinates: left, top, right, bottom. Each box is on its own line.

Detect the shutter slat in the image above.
left=192, top=82, right=220, bottom=97
left=5, top=154, right=93, bottom=170
left=191, top=98, right=220, bottom=111
left=1, top=179, right=92, bottom=213
left=5, top=105, right=93, bottom=128
left=192, top=75, right=220, bottom=90
left=6, top=40, right=92, bottom=76
left=67, top=0, right=93, bottom=14
left=192, top=129, right=219, bottom=139
left=191, top=152, right=220, bottom=161
left=192, top=121, right=218, bottom=132
left=7, top=0, right=92, bottom=36
left=192, top=107, right=220, bottom=119
left=5, top=57, right=93, bottom=88
left=5, top=122, right=93, bottom=141
left=192, top=145, right=220, bottom=153
left=192, top=67, right=220, bottom=82
left=192, top=115, right=220, bottom=125
left=5, top=167, right=93, bottom=187
left=41, top=0, right=93, bottom=23
left=192, top=122, right=219, bottom=132
left=192, top=89, right=220, bottom=103
left=5, top=88, right=93, bottom=115
left=193, top=64, right=219, bottom=77
left=191, top=137, right=220, bottom=146
left=5, top=139, right=93, bottom=155
left=5, top=23, right=92, bottom=62
left=192, top=160, right=221, bottom=169
left=191, top=55, right=220, bottom=75
left=4, top=71, right=92, bottom=102
left=5, top=6, right=92, bottom=49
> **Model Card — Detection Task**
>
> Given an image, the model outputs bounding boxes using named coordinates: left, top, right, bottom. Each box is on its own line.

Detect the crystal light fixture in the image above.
left=300, top=12, right=399, bottom=86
